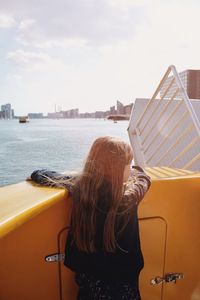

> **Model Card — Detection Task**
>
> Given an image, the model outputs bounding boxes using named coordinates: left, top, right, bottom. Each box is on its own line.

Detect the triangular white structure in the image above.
left=128, top=65, right=200, bottom=171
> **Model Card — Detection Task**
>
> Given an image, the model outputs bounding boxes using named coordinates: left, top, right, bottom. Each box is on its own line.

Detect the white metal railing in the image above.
left=128, top=65, right=200, bottom=171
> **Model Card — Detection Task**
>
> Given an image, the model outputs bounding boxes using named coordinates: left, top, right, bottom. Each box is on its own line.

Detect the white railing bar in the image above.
left=169, top=136, right=200, bottom=167
left=143, top=98, right=185, bottom=151
left=183, top=153, right=200, bottom=169
left=171, top=65, right=200, bottom=136
left=135, top=127, right=147, bottom=167
left=139, top=77, right=176, bottom=135
left=142, top=88, right=179, bottom=145
left=155, top=124, right=194, bottom=165
left=146, top=110, right=189, bottom=163
left=136, top=66, right=172, bottom=128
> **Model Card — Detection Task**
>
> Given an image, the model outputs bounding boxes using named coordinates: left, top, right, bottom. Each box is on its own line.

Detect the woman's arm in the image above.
left=27, top=169, right=74, bottom=194
left=131, top=165, right=151, bottom=192
left=124, top=165, right=151, bottom=205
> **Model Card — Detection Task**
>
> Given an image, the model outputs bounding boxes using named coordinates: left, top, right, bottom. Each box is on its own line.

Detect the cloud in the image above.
left=18, top=18, right=35, bottom=30
left=0, top=14, right=16, bottom=28
left=0, top=0, right=144, bottom=47
left=6, top=73, right=22, bottom=81
left=6, top=49, right=63, bottom=71
left=2, top=0, right=200, bottom=117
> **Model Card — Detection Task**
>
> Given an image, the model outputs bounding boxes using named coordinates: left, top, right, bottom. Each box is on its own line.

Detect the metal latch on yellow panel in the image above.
left=45, top=253, right=65, bottom=262
left=150, top=273, right=184, bottom=285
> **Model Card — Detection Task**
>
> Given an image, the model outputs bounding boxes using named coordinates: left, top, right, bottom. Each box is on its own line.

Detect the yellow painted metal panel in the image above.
left=0, top=195, right=74, bottom=300
left=139, top=218, right=167, bottom=300
left=138, top=173, right=200, bottom=299
left=59, top=228, right=79, bottom=300
left=0, top=168, right=200, bottom=299
left=0, top=181, right=67, bottom=238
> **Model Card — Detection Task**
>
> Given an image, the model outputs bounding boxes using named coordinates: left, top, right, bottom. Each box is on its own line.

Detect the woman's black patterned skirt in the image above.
left=75, top=272, right=141, bottom=300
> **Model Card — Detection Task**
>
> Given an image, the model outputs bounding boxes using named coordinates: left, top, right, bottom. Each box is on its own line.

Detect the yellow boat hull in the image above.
left=0, top=167, right=200, bottom=300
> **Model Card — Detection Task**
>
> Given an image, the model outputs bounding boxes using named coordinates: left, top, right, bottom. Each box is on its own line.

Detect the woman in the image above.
left=27, top=136, right=151, bottom=300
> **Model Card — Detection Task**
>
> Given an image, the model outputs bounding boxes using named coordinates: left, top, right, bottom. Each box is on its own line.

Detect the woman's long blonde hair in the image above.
left=71, top=136, right=134, bottom=253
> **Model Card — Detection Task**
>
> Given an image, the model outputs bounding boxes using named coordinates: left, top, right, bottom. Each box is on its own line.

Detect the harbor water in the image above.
left=0, top=118, right=130, bottom=187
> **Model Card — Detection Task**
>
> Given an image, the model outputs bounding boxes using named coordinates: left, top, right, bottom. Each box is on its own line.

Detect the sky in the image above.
left=0, top=0, right=200, bottom=116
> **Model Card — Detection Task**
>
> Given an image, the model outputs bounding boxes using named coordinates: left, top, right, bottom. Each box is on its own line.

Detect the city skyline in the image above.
left=1, top=1, right=200, bottom=116
left=2, top=67, right=200, bottom=118
left=0, top=100, right=132, bottom=119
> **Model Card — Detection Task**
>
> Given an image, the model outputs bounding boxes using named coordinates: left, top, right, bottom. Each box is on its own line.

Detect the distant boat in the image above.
left=107, top=114, right=129, bottom=121
left=19, top=116, right=29, bottom=123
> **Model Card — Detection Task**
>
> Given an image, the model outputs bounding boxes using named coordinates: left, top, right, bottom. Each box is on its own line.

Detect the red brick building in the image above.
left=160, top=69, right=200, bottom=99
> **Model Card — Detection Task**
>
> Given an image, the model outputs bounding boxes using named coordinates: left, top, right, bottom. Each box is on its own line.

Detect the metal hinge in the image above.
left=45, top=253, right=65, bottom=262
left=150, top=272, right=184, bottom=285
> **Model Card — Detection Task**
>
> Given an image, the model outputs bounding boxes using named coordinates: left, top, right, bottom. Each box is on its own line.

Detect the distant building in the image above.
left=79, top=112, right=94, bottom=118
left=47, top=112, right=64, bottom=119
left=110, top=106, right=116, bottom=115
left=110, top=105, right=117, bottom=115
left=104, top=110, right=110, bottom=117
left=47, top=106, right=79, bottom=119
left=0, top=103, right=13, bottom=119
left=95, top=111, right=105, bottom=118
left=28, top=113, right=44, bottom=119
left=107, top=100, right=133, bottom=120
left=0, top=111, right=4, bottom=119
left=62, top=108, right=79, bottom=118
left=160, top=69, right=200, bottom=99
left=124, top=103, right=133, bottom=115
left=117, top=100, right=125, bottom=114
left=46, top=100, right=133, bottom=120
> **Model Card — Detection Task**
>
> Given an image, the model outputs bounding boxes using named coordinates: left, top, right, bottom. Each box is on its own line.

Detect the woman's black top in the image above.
left=31, top=166, right=151, bottom=285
